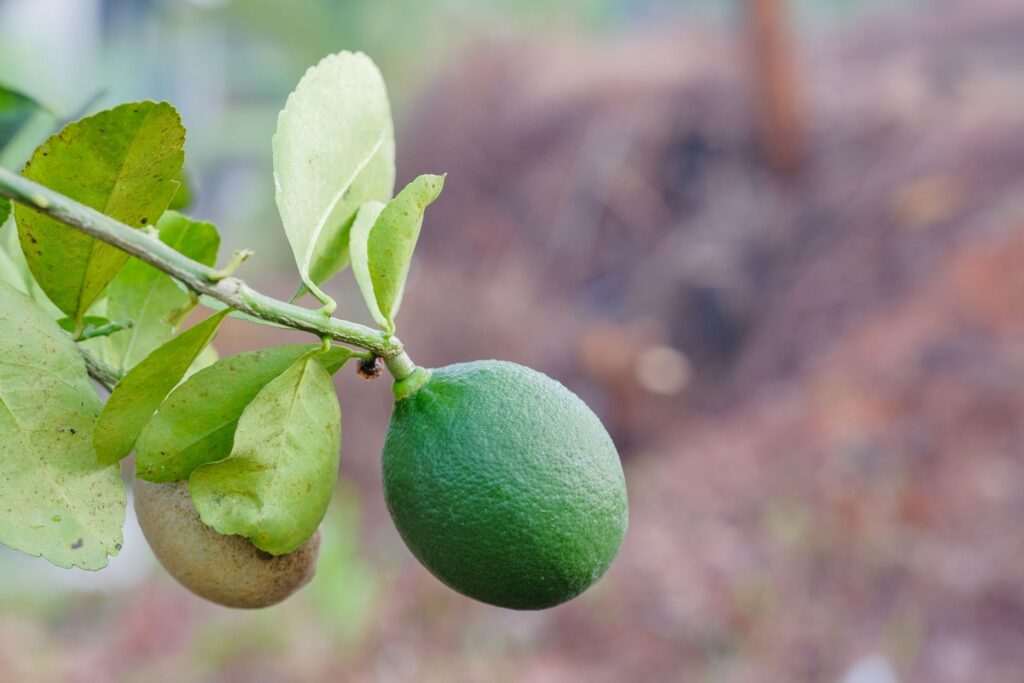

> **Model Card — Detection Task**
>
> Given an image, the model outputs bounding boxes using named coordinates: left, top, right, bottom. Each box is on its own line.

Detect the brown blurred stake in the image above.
left=747, top=0, right=805, bottom=175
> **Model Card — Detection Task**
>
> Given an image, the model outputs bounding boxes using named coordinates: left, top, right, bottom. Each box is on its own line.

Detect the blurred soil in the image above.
left=372, top=1, right=1024, bottom=680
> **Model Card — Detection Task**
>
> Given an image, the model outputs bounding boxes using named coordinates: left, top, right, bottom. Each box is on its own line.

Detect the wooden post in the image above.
left=747, top=0, right=805, bottom=176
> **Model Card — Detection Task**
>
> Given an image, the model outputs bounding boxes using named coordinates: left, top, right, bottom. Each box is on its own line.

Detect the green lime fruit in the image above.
left=382, top=360, right=628, bottom=610
left=134, top=480, right=320, bottom=608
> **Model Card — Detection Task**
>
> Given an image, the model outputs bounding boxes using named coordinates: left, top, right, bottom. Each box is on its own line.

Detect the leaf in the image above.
left=347, top=201, right=387, bottom=328
left=94, top=309, right=229, bottom=465
left=168, top=168, right=193, bottom=210
left=0, top=85, right=48, bottom=150
left=190, top=351, right=341, bottom=555
left=0, top=86, right=56, bottom=171
left=187, top=343, right=219, bottom=379
left=0, top=197, right=9, bottom=226
left=273, top=51, right=395, bottom=298
left=350, top=174, right=444, bottom=333
left=136, top=344, right=354, bottom=483
left=0, top=281, right=125, bottom=570
left=0, top=236, right=24, bottom=292
left=56, top=315, right=112, bottom=334
left=103, top=211, right=220, bottom=371
left=14, top=101, right=185, bottom=324
left=0, top=219, right=62, bottom=319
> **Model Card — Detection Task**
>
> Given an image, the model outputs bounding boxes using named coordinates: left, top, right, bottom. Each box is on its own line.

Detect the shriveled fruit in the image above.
left=382, top=360, right=628, bottom=610
left=134, top=479, right=320, bottom=608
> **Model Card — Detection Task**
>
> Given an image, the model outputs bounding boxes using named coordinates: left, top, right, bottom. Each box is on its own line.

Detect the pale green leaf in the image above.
left=137, top=344, right=354, bottom=483
left=187, top=343, right=219, bottom=379
left=56, top=315, right=114, bottom=334
left=15, top=101, right=185, bottom=323
left=350, top=175, right=444, bottom=333
left=348, top=200, right=387, bottom=328
left=0, top=281, right=125, bottom=570
left=0, top=237, right=22, bottom=291
left=190, top=351, right=341, bottom=555
left=0, top=220, right=26, bottom=293
left=273, top=51, right=395, bottom=298
left=168, top=168, right=193, bottom=211
left=103, top=211, right=220, bottom=371
left=0, top=85, right=49, bottom=150
left=94, top=309, right=229, bottom=464
left=0, top=85, right=56, bottom=170
left=0, top=219, right=62, bottom=318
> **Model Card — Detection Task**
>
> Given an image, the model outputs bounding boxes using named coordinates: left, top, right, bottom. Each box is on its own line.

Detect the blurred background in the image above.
left=2, top=0, right=1024, bottom=680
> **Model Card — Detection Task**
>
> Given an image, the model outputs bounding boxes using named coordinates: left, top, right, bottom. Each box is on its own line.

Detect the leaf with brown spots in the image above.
left=14, top=101, right=185, bottom=324
left=0, top=281, right=125, bottom=570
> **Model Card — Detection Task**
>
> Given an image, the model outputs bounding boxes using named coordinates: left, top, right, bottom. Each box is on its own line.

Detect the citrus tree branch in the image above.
left=78, top=347, right=121, bottom=392
left=0, top=167, right=407, bottom=360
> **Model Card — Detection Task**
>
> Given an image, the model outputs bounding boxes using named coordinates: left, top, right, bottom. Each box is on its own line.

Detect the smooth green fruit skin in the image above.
left=383, top=361, right=628, bottom=610
left=134, top=480, right=320, bottom=609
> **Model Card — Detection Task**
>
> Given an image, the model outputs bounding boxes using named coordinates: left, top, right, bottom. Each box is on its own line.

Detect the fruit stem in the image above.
left=384, top=350, right=418, bottom=382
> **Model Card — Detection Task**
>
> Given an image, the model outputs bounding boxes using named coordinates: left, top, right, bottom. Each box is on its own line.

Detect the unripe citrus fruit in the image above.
left=134, top=480, right=320, bottom=608
left=382, top=360, right=628, bottom=610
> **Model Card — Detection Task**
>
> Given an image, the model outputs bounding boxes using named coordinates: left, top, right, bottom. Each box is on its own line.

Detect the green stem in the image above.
left=76, top=319, right=133, bottom=341
left=384, top=350, right=418, bottom=382
left=209, top=248, right=253, bottom=281
left=0, top=167, right=404, bottom=358
left=78, top=347, right=122, bottom=392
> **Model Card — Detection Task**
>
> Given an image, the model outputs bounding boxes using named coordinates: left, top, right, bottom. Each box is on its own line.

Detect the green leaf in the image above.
left=0, top=219, right=62, bottom=318
left=137, top=344, right=354, bottom=483
left=0, top=281, right=125, bottom=570
left=187, top=343, right=219, bottom=379
left=347, top=201, right=387, bottom=328
left=0, top=237, right=23, bottom=292
left=0, top=197, right=9, bottom=226
left=56, top=315, right=114, bottom=333
left=190, top=351, right=341, bottom=555
left=168, top=168, right=193, bottom=211
left=103, top=211, right=220, bottom=371
left=0, top=85, right=56, bottom=171
left=94, top=309, right=229, bottom=465
left=350, top=174, right=444, bottom=333
left=273, top=51, right=395, bottom=299
left=14, top=101, right=185, bottom=324
left=0, top=85, right=48, bottom=150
